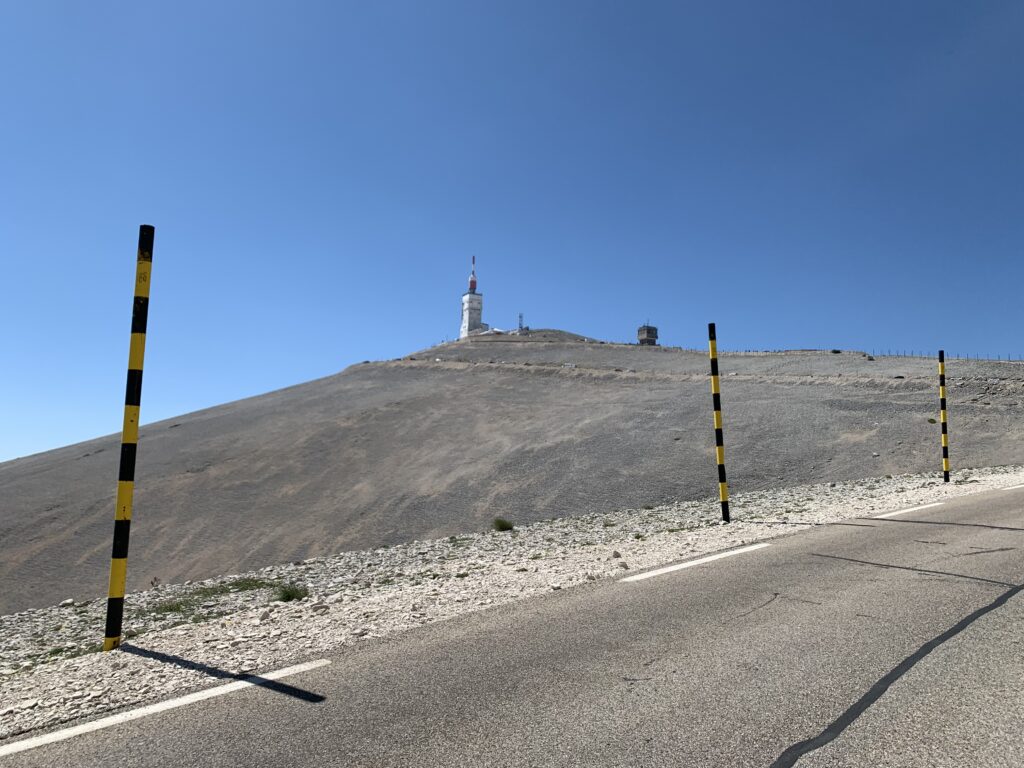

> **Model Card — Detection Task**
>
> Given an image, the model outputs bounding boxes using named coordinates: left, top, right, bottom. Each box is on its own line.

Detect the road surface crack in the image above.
left=810, top=553, right=1016, bottom=588
left=957, top=547, right=1016, bottom=557
left=732, top=592, right=780, bottom=621
left=780, top=594, right=823, bottom=606
left=770, top=580, right=1024, bottom=767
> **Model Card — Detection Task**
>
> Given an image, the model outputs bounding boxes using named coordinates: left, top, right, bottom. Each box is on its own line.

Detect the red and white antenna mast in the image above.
left=468, top=255, right=477, bottom=293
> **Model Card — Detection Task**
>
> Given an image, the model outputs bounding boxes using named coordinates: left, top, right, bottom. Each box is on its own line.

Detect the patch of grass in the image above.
left=151, top=599, right=189, bottom=615
left=633, top=533, right=645, bottom=540
left=492, top=517, right=515, bottom=532
left=275, top=583, right=309, bottom=602
left=191, top=583, right=233, bottom=600
left=69, top=643, right=103, bottom=658
left=225, top=576, right=277, bottom=592
left=927, top=418, right=937, bottom=424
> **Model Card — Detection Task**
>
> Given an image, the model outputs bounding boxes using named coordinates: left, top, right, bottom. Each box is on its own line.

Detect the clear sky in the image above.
left=2, top=1, right=1022, bottom=461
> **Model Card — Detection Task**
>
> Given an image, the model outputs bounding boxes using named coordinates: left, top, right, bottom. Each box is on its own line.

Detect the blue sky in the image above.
left=2, top=1, right=1022, bottom=461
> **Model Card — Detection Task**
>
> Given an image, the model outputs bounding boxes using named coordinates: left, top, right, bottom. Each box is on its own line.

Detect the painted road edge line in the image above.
left=874, top=502, right=944, bottom=519
left=1002, top=483, right=1024, bottom=491
left=620, top=542, right=771, bottom=583
left=0, top=658, right=331, bottom=758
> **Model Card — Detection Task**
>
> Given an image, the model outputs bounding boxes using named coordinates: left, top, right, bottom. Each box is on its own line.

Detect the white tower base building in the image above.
left=459, top=256, right=489, bottom=339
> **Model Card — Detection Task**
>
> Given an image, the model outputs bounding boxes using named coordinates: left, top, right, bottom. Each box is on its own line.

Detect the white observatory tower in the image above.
left=459, top=256, right=489, bottom=339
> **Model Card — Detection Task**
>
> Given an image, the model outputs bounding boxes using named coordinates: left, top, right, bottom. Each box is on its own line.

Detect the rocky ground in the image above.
left=2, top=464, right=1023, bottom=743
left=6, top=341, right=1024, bottom=615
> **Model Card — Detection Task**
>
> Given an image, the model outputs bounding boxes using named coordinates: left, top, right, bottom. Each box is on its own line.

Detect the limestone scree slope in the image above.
left=2, top=332, right=1022, bottom=612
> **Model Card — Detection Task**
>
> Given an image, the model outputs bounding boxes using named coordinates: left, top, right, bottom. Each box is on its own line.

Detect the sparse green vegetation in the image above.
left=151, top=599, right=188, bottom=615
left=275, top=582, right=309, bottom=602
left=42, top=643, right=104, bottom=661
left=928, top=418, right=937, bottom=424
left=140, top=576, right=283, bottom=623
left=492, top=517, right=515, bottom=532
left=226, top=576, right=277, bottom=592
left=191, top=584, right=233, bottom=599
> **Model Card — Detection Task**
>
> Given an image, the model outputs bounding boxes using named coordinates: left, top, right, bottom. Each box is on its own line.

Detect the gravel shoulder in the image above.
left=2, top=465, right=1023, bottom=743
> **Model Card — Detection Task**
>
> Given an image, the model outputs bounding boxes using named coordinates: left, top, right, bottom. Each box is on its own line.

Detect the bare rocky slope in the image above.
left=2, top=330, right=1022, bottom=613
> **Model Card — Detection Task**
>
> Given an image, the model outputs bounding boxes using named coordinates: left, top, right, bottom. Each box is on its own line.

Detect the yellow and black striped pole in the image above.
left=708, top=323, right=730, bottom=522
left=103, top=225, right=155, bottom=651
left=938, top=349, right=950, bottom=482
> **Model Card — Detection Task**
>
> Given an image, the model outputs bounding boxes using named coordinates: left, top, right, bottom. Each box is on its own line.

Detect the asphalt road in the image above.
left=8, top=487, right=1024, bottom=767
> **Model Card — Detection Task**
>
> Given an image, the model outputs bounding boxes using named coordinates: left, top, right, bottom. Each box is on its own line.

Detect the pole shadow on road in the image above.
left=119, top=645, right=326, bottom=703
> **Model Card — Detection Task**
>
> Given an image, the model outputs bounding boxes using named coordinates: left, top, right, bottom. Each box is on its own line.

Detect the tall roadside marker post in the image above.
left=103, top=225, right=155, bottom=651
left=708, top=323, right=730, bottom=522
left=938, top=350, right=950, bottom=482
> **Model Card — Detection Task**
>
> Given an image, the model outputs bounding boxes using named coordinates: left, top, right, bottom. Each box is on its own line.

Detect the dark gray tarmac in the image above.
left=8, top=486, right=1024, bottom=767
left=3, top=336, right=1024, bottom=613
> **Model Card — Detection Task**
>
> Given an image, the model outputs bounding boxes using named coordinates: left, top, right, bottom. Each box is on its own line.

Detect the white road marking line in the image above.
left=1002, top=483, right=1024, bottom=491
left=620, top=542, right=771, bottom=583
left=874, top=502, right=944, bottom=519
left=0, top=658, right=331, bottom=757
